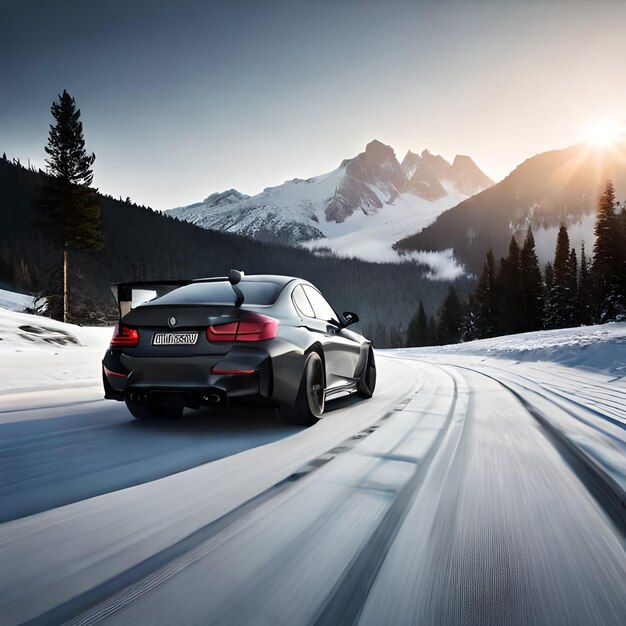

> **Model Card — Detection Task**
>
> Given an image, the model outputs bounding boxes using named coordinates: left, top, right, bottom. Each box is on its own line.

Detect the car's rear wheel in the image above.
left=280, top=351, right=325, bottom=426
left=125, top=392, right=183, bottom=420
left=357, top=346, right=376, bottom=398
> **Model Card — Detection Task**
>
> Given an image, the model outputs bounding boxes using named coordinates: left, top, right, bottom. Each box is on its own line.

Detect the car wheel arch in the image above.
left=305, top=342, right=326, bottom=387
left=356, top=341, right=373, bottom=377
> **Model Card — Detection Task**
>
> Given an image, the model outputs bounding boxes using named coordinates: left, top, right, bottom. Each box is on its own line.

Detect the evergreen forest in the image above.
left=407, top=180, right=626, bottom=347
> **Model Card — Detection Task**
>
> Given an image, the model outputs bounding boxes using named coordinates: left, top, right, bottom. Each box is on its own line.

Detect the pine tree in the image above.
left=592, top=180, right=623, bottom=321
left=577, top=242, right=593, bottom=325
left=406, top=301, right=428, bottom=347
left=473, top=250, right=499, bottom=338
left=36, top=90, right=104, bottom=322
left=519, top=226, right=544, bottom=332
left=438, top=286, right=463, bottom=344
left=497, top=236, right=523, bottom=334
left=545, top=225, right=576, bottom=328
left=568, top=247, right=578, bottom=325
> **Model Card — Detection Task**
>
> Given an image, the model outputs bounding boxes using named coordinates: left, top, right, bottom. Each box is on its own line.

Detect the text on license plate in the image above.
left=152, top=333, right=199, bottom=346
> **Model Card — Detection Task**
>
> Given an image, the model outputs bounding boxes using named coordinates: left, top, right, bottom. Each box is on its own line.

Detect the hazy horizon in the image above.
left=2, top=0, right=626, bottom=210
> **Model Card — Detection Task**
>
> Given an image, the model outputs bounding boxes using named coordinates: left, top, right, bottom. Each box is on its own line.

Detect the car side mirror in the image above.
left=342, top=311, right=359, bottom=327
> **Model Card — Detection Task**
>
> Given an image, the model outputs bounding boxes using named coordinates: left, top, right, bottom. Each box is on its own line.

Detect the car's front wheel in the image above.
left=280, top=351, right=325, bottom=426
left=125, top=392, right=183, bottom=420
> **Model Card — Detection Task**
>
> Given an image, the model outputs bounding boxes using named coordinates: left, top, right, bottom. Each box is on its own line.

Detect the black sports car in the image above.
left=102, top=271, right=376, bottom=425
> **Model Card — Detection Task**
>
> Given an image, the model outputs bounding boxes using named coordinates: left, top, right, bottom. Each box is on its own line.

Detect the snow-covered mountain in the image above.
left=167, top=140, right=493, bottom=263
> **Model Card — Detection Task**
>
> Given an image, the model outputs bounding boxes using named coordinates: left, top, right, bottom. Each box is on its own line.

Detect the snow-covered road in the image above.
left=0, top=302, right=624, bottom=624
left=0, top=347, right=624, bottom=625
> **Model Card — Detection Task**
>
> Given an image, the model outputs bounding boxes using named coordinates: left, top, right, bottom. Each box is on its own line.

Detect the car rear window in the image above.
left=150, top=281, right=281, bottom=306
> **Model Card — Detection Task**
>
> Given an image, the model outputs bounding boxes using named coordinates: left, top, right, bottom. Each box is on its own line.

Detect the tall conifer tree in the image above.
left=520, top=226, right=544, bottom=332
left=498, top=236, right=523, bottom=334
left=474, top=250, right=498, bottom=338
left=545, top=225, right=576, bottom=328
left=36, top=90, right=103, bottom=322
left=592, top=180, right=623, bottom=321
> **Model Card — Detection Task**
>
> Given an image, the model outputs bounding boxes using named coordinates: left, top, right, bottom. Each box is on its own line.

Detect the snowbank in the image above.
left=0, top=305, right=112, bottom=393
left=392, top=323, right=626, bottom=378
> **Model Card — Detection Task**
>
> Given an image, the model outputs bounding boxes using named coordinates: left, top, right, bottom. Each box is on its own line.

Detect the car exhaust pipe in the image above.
left=202, top=388, right=227, bottom=406
left=126, top=391, right=149, bottom=404
left=202, top=393, right=222, bottom=404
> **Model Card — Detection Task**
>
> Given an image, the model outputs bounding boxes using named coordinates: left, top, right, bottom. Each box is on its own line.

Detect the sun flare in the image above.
left=584, top=119, right=623, bottom=148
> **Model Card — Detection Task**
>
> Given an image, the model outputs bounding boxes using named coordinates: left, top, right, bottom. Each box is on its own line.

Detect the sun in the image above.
left=584, top=119, right=623, bottom=148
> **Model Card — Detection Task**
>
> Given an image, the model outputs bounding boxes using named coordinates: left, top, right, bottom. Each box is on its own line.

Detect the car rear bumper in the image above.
left=102, top=347, right=273, bottom=408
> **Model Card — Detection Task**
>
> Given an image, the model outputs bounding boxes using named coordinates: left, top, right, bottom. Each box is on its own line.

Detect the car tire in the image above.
left=356, top=347, right=376, bottom=398
left=125, top=393, right=183, bottom=420
left=280, top=351, right=325, bottom=426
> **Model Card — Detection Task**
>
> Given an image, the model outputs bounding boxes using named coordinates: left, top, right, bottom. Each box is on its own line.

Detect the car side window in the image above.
left=302, top=285, right=339, bottom=323
left=292, top=285, right=315, bottom=318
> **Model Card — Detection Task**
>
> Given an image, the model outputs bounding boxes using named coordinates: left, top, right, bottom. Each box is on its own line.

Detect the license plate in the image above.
left=152, top=332, right=199, bottom=346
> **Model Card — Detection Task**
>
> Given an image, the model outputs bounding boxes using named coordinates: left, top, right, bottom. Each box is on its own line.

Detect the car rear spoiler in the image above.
left=111, top=280, right=193, bottom=318
left=111, top=270, right=245, bottom=318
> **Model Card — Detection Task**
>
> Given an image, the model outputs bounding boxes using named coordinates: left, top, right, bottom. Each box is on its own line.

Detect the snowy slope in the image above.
left=301, top=182, right=468, bottom=262
left=171, top=167, right=345, bottom=243
left=394, top=322, right=626, bottom=377
left=168, top=140, right=493, bottom=266
left=0, top=305, right=111, bottom=393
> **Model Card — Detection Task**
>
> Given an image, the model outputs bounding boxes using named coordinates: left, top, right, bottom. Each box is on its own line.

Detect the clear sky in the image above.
left=2, top=0, right=626, bottom=210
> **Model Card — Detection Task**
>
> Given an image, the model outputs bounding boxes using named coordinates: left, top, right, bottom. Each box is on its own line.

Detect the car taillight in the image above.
left=207, top=321, right=238, bottom=342
left=207, top=313, right=279, bottom=342
left=110, top=323, right=139, bottom=347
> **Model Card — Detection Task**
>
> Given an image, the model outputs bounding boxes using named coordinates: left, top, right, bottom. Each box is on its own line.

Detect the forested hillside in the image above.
left=0, top=158, right=469, bottom=346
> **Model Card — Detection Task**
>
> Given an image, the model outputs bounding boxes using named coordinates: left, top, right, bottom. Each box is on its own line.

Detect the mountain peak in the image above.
left=326, top=140, right=406, bottom=223
left=450, top=155, right=494, bottom=195
left=364, top=139, right=397, bottom=163
left=202, top=189, right=250, bottom=206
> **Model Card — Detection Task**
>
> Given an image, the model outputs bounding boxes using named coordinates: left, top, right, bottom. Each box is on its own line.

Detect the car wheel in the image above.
left=280, top=351, right=325, bottom=426
left=125, top=393, right=183, bottom=420
left=357, top=347, right=376, bottom=398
